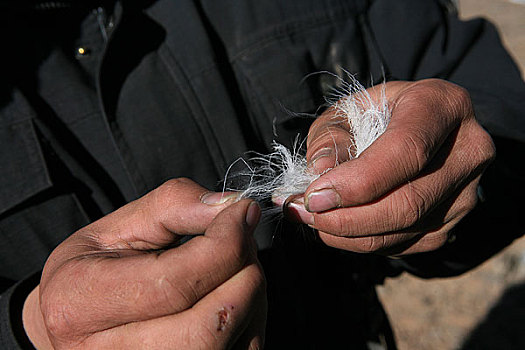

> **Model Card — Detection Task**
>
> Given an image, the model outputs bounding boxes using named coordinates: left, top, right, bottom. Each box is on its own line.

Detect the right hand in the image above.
left=22, top=178, right=266, bottom=349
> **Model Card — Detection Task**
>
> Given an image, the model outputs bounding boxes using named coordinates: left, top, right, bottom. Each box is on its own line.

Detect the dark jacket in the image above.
left=1, top=0, right=524, bottom=348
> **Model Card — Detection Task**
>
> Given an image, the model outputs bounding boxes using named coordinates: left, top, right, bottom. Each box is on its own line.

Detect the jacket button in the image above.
left=76, top=47, right=90, bottom=58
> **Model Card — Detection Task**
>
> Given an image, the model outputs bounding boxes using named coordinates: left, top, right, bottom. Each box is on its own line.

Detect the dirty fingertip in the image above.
left=201, top=191, right=240, bottom=205
left=245, top=202, right=261, bottom=229
left=284, top=196, right=315, bottom=226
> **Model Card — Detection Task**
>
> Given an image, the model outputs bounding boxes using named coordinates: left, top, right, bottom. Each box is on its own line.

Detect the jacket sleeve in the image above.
left=366, top=0, right=525, bottom=277
left=0, top=273, right=41, bottom=349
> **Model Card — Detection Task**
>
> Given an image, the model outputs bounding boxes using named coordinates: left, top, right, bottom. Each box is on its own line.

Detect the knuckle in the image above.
left=401, top=129, right=432, bottom=174
left=412, top=79, right=452, bottom=103
left=459, top=186, right=479, bottom=215
left=455, top=85, right=472, bottom=108
left=153, top=180, right=180, bottom=207
left=456, top=87, right=473, bottom=115
left=309, top=128, right=337, bottom=151
left=448, top=85, right=474, bottom=122
left=151, top=178, right=197, bottom=211
left=324, top=213, right=354, bottom=236
left=307, top=119, right=326, bottom=148
left=156, top=274, right=196, bottom=311
left=40, top=262, right=99, bottom=342
left=332, top=215, right=347, bottom=235
left=397, top=186, right=426, bottom=229
left=416, top=79, right=473, bottom=121
left=472, top=125, right=496, bottom=165
left=40, top=272, right=79, bottom=340
left=446, top=83, right=472, bottom=114
left=361, top=236, right=387, bottom=253
left=41, top=297, right=75, bottom=340
left=307, top=113, right=345, bottom=149
left=459, top=122, right=496, bottom=177
left=157, top=178, right=189, bottom=198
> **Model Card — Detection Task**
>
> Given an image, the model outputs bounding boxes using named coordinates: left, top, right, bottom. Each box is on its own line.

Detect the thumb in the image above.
left=86, top=178, right=240, bottom=250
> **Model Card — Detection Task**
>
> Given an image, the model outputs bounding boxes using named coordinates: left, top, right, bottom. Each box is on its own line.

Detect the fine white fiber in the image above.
left=222, top=137, right=320, bottom=202
left=222, top=72, right=391, bottom=209
left=327, top=73, right=390, bottom=158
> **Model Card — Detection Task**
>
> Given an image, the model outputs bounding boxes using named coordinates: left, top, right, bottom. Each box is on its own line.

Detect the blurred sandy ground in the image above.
left=377, top=1, right=525, bottom=349
left=458, top=0, right=525, bottom=76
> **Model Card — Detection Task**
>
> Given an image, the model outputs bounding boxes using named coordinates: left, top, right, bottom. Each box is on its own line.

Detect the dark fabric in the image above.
left=0, top=273, right=40, bottom=349
left=0, top=0, right=524, bottom=348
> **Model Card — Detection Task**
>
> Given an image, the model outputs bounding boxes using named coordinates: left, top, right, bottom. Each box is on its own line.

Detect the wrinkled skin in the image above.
left=285, top=79, right=496, bottom=256
left=23, top=179, right=266, bottom=349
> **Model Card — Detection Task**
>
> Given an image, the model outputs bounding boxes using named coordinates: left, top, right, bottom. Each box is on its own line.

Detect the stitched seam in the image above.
left=173, top=5, right=366, bottom=80
left=231, top=5, right=363, bottom=62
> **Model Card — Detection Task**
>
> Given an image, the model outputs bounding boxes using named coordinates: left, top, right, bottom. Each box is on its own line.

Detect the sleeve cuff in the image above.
left=0, top=272, right=41, bottom=350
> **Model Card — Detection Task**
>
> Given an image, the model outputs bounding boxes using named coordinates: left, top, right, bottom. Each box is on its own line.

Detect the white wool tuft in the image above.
left=327, top=73, right=390, bottom=158
left=223, top=73, right=390, bottom=208
left=222, top=137, right=320, bottom=202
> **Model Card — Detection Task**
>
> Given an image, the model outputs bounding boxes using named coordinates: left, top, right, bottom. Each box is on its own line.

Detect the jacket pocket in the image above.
left=0, top=117, right=92, bottom=280
left=230, top=6, right=372, bottom=147
left=0, top=118, right=52, bottom=215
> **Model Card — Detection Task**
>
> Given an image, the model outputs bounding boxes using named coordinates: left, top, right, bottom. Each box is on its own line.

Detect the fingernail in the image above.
left=201, top=192, right=239, bottom=205
left=309, top=147, right=332, bottom=167
left=245, top=202, right=261, bottom=229
left=286, top=199, right=315, bottom=226
left=271, top=194, right=286, bottom=207
left=305, top=188, right=341, bottom=212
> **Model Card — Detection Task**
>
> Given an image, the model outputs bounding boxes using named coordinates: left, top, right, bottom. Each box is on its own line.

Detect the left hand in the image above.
left=22, top=179, right=266, bottom=349
left=284, top=79, right=495, bottom=256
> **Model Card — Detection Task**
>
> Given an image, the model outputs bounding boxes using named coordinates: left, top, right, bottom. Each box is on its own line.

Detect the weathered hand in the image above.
left=23, top=178, right=266, bottom=349
left=285, top=79, right=495, bottom=255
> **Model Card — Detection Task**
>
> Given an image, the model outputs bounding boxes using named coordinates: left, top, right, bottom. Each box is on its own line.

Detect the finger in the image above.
left=87, top=178, right=241, bottom=250
left=317, top=229, right=420, bottom=254
left=304, top=81, right=407, bottom=172
left=389, top=183, right=478, bottom=255
left=81, top=262, right=266, bottom=350
left=40, top=200, right=262, bottom=340
left=306, top=111, right=354, bottom=173
left=317, top=217, right=460, bottom=255
left=286, top=123, right=479, bottom=231
left=306, top=121, right=492, bottom=236
left=304, top=80, right=473, bottom=212
left=42, top=178, right=241, bottom=278
left=315, top=179, right=480, bottom=255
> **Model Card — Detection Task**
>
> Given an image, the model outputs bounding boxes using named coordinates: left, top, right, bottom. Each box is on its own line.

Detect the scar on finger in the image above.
left=217, top=308, right=230, bottom=331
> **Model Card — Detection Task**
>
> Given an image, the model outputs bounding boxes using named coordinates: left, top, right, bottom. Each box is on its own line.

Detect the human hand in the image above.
left=285, top=79, right=495, bottom=255
left=22, top=178, right=266, bottom=349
